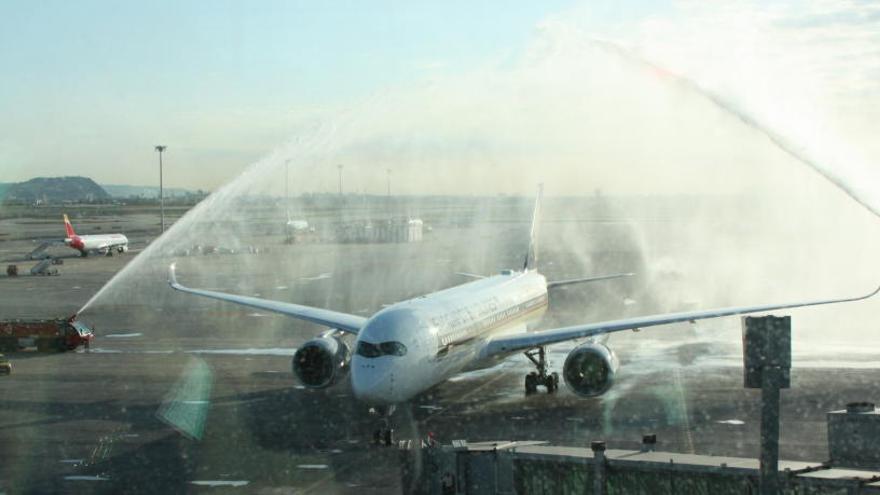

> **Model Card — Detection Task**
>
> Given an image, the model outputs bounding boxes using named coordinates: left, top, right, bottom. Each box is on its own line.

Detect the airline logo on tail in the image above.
left=63, top=214, right=77, bottom=239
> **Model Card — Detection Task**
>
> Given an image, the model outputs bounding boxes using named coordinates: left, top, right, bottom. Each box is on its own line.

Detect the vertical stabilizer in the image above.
left=523, top=184, right=543, bottom=271
left=63, top=214, right=76, bottom=238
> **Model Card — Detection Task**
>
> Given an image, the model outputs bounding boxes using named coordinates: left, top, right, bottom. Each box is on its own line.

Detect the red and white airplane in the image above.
left=63, top=214, right=129, bottom=257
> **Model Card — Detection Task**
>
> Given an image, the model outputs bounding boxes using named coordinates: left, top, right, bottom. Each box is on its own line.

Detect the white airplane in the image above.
left=63, top=214, right=129, bottom=257
left=168, top=186, right=878, bottom=432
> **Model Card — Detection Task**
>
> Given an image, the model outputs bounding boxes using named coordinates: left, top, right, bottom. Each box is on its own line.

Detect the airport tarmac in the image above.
left=1, top=210, right=879, bottom=493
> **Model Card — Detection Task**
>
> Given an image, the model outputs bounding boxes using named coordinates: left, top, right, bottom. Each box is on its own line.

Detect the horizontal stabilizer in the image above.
left=455, top=272, right=486, bottom=280
left=547, top=273, right=634, bottom=289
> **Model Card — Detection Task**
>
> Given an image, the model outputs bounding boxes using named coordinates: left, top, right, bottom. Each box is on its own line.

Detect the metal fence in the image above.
left=401, top=440, right=880, bottom=495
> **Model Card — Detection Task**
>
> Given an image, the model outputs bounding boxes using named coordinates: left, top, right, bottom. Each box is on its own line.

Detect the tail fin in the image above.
left=523, top=184, right=543, bottom=271
left=63, top=214, right=76, bottom=238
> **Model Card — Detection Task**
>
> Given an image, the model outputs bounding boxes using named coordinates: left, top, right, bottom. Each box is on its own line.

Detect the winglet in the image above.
left=862, top=283, right=880, bottom=301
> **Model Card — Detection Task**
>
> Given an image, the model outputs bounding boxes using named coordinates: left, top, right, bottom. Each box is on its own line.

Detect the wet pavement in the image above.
left=2, top=211, right=879, bottom=493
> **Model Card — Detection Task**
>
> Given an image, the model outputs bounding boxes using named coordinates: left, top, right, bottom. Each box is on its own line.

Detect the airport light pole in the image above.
left=285, top=159, right=290, bottom=208
left=154, top=145, right=167, bottom=234
left=386, top=168, right=391, bottom=197
left=337, top=164, right=344, bottom=197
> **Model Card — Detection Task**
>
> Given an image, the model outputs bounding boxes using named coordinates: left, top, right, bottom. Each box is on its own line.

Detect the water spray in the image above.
left=589, top=38, right=880, bottom=220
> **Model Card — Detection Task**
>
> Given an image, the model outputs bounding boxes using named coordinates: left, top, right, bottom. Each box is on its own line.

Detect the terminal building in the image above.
left=332, top=218, right=424, bottom=244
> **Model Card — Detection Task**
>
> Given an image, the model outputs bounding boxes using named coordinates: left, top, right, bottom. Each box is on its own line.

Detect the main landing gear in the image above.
left=370, top=405, right=396, bottom=446
left=524, top=347, right=559, bottom=395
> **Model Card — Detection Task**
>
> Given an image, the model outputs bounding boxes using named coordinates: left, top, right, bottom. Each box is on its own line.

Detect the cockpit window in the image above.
left=356, top=341, right=407, bottom=358
left=356, top=341, right=382, bottom=358
left=380, top=341, right=407, bottom=356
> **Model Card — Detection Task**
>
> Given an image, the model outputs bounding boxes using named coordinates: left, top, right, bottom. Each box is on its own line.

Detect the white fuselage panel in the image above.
left=351, top=270, right=548, bottom=404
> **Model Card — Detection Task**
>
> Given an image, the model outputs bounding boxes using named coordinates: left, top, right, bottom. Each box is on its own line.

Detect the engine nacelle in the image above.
left=292, top=336, right=351, bottom=388
left=562, top=342, right=620, bottom=397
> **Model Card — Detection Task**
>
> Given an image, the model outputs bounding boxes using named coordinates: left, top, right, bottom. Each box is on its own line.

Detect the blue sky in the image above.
left=0, top=0, right=602, bottom=188
left=1, top=0, right=876, bottom=198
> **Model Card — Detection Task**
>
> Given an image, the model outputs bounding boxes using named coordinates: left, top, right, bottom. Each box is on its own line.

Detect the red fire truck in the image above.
left=0, top=315, right=93, bottom=352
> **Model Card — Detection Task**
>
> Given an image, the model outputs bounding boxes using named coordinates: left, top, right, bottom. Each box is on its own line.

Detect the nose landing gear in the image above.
left=369, top=405, right=397, bottom=446
left=373, top=427, right=395, bottom=446
left=524, top=347, right=559, bottom=394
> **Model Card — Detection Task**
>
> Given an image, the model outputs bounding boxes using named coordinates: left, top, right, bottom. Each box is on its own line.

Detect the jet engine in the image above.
left=291, top=335, right=351, bottom=388
left=562, top=342, right=619, bottom=397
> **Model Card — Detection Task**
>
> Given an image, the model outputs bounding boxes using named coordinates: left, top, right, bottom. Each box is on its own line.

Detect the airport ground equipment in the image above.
left=27, top=241, right=58, bottom=260
left=0, top=315, right=93, bottom=352
left=0, top=354, right=11, bottom=375
left=6, top=265, right=18, bottom=277
left=743, top=315, right=790, bottom=495
left=29, top=258, right=59, bottom=276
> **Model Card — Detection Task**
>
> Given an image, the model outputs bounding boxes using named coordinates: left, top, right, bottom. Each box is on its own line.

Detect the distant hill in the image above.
left=2, top=176, right=111, bottom=204
left=102, top=184, right=198, bottom=199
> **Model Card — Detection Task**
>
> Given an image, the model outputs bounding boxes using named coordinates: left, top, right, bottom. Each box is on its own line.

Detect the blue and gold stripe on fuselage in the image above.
left=436, top=293, right=549, bottom=357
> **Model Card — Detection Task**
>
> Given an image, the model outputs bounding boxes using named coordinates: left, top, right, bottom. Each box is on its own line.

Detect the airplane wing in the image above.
left=168, top=263, right=366, bottom=334
left=547, top=272, right=634, bottom=289
left=482, top=284, right=880, bottom=357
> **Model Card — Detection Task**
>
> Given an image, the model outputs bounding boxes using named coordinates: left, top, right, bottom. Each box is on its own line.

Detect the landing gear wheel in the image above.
left=383, top=428, right=394, bottom=446
left=373, top=429, right=382, bottom=445
left=524, top=347, right=558, bottom=395
left=369, top=404, right=396, bottom=446
left=525, top=373, right=538, bottom=394
left=373, top=428, right=395, bottom=446
left=545, top=372, right=559, bottom=393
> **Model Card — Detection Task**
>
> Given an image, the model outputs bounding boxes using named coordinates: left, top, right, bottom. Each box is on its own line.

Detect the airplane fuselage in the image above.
left=65, top=234, right=129, bottom=255
left=351, top=270, right=548, bottom=404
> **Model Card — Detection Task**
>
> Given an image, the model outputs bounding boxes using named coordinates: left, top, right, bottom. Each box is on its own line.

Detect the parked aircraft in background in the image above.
left=63, top=214, right=129, bottom=257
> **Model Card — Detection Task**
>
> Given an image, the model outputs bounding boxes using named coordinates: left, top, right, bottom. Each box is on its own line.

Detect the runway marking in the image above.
left=190, top=480, right=249, bottom=487
left=64, top=475, right=109, bottom=481
left=104, top=333, right=142, bottom=338
left=717, top=419, right=745, bottom=425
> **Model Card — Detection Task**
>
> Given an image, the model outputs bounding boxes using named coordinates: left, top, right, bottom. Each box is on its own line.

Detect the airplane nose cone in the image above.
left=351, top=357, right=397, bottom=405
